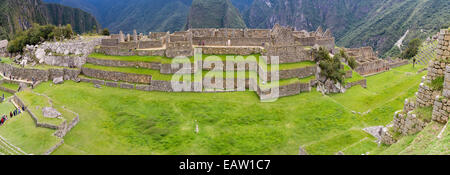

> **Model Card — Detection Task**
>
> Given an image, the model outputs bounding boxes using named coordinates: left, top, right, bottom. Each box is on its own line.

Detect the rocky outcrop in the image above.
left=317, top=79, right=345, bottom=94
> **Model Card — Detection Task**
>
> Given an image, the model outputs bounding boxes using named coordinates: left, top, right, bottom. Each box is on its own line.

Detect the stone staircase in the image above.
left=413, top=41, right=438, bottom=65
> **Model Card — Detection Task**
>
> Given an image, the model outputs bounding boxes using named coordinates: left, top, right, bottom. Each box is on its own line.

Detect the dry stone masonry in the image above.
left=344, top=47, right=390, bottom=76
left=378, top=29, right=450, bottom=145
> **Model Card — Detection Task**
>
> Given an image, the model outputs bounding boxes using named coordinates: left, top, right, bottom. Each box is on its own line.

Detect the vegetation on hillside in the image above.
left=0, top=0, right=99, bottom=40
left=314, top=47, right=345, bottom=84
left=7, top=24, right=74, bottom=53
left=337, top=0, right=450, bottom=57
left=336, top=49, right=357, bottom=70
left=186, top=0, right=246, bottom=29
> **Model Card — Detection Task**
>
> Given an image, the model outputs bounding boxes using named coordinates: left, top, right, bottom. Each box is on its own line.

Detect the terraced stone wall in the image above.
left=263, top=46, right=314, bottom=64
left=0, top=63, right=80, bottom=82
left=81, top=67, right=152, bottom=84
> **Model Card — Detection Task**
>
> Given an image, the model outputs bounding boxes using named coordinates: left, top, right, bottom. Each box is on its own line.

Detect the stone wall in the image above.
left=99, top=25, right=334, bottom=59
left=381, top=30, right=450, bottom=144
left=355, top=59, right=390, bottom=76
left=436, top=29, right=450, bottom=61
left=86, top=57, right=161, bottom=69
left=0, top=40, right=8, bottom=57
left=345, top=79, right=367, bottom=89
left=432, top=65, right=450, bottom=123
left=432, top=95, right=449, bottom=123
left=259, top=66, right=317, bottom=81
left=389, top=59, right=409, bottom=68
left=198, top=46, right=262, bottom=55
left=0, top=63, right=80, bottom=82
left=81, top=67, right=152, bottom=84
left=257, top=82, right=311, bottom=100
left=34, top=38, right=102, bottom=68
left=263, top=46, right=314, bottom=64
left=393, top=111, right=427, bottom=135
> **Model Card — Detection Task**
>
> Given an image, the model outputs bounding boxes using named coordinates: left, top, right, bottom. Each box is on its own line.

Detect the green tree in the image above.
left=101, top=28, right=110, bottom=36
left=314, top=47, right=346, bottom=84
left=402, top=38, right=421, bottom=59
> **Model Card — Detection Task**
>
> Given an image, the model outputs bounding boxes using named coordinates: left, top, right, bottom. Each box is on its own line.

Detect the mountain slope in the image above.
left=338, top=0, right=450, bottom=57
left=244, top=0, right=377, bottom=38
left=186, top=0, right=246, bottom=29
left=244, top=0, right=450, bottom=56
left=44, top=0, right=192, bottom=33
left=0, top=0, right=99, bottom=40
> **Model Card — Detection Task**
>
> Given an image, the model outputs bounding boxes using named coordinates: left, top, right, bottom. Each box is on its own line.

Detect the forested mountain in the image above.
left=0, top=0, right=100, bottom=40
left=186, top=0, right=246, bottom=29
left=43, top=0, right=450, bottom=56
left=244, top=0, right=450, bottom=57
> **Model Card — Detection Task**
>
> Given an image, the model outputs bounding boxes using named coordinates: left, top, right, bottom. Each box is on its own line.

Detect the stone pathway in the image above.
left=0, top=73, right=33, bottom=84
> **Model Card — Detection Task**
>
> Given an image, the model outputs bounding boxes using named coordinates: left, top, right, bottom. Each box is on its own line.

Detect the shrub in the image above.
left=101, top=28, right=110, bottom=36
left=429, top=76, right=444, bottom=91
left=315, top=47, right=345, bottom=84
left=347, top=56, right=357, bottom=69
left=7, top=24, right=73, bottom=53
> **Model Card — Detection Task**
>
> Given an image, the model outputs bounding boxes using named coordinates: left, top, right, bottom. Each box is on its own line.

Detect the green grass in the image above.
left=299, top=75, right=316, bottom=83
left=83, top=63, right=174, bottom=81
left=21, top=63, right=423, bottom=155
left=0, top=57, right=13, bottom=64
left=333, top=64, right=427, bottom=113
left=345, top=70, right=365, bottom=83
left=89, top=53, right=175, bottom=64
left=413, top=106, right=433, bottom=123
left=0, top=90, right=13, bottom=99
left=0, top=83, right=19, bottom=91
left=0, top=102, right=61, bottom=155
left=0, top=62, right=429, bottom=155
left=16, top=90, right=64, bottom=126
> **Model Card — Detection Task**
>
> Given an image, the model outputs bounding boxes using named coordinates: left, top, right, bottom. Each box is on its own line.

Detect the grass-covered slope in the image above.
left=4, top=64, right=421, bottom=155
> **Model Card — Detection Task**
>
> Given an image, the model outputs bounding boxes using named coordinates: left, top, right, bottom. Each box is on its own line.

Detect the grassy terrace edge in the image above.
left=88, top=53, right=317, bottom=71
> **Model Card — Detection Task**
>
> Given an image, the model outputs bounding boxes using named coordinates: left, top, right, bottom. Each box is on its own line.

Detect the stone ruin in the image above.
left=0, top=40, right=7, bottom=57
left=376, top=29, right=450, bottom=145
left=98, top=24, right=336, bottom=61
left=344, top=47, right=391, bottom=76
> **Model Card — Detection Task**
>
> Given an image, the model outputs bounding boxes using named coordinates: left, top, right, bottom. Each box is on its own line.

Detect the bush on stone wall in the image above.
left=429, top=76, right=444, bottom=91
left=315, top=47, right=345, bottom=84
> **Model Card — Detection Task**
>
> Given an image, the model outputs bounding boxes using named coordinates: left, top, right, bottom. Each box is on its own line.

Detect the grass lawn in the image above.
left=0, top=90, right=14, bottom=99
left=16, top=90, right=64, bottom=126
left=345, top=70, right=365, bottom=83
left=0, top=62, right=429, bottom=155
left=0, top=83, right=19, bottom=91
left=0, top=102, right=61, bottom=155
left=332, top=64, right=427, bottom=113
left=10, top=63, right=422, bottom=155
left=83, top=63, right=174, bottom=81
